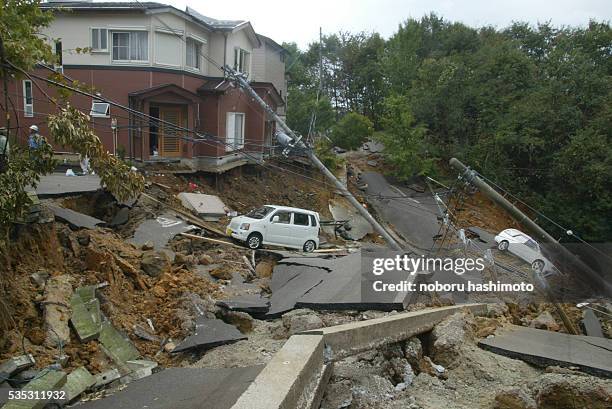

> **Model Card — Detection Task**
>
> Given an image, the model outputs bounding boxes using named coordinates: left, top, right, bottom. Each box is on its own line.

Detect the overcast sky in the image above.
left=161, top=0, right=611, bottom=48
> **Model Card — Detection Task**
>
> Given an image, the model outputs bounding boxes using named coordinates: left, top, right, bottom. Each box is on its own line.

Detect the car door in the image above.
left=291, top=212, right=312, bottom=247
left=265, top=210, right=293, bottom=246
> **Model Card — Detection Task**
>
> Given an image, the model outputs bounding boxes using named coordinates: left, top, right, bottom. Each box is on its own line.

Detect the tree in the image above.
left=330, top=112, right=373, bottom=150
left=375, top=95, right=436, bottom=179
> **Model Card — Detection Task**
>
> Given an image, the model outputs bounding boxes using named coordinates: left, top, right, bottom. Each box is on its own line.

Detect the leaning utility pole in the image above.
left=226, top=67, right=403, bottom=250
left=450, top=157, right=612, bottom=334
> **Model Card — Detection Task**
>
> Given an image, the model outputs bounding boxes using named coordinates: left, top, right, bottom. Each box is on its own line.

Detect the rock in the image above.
left=351, top=375, right=395, bottom=407
left=43, top=275, right=72, bottom=347
left=403, top=337, right=422, bottom=367
left=418, top=356, right=447, bottom=379
left=494, top=389, right=537, bottom=409
left=384, top=356, right=413, bottom=384
left=151, top=286, right=166, bottom=298
left=531, top=373, right=612, bottom=409
left=199, top=254, right=214, bottom=265
left=321, top=380, right=353, bottom=409
left=141, top=241, right=154, bottom=251
left=282, top=309, right=324, bottom=334
left=255, top=260, right=274, bottom=278
left=221, top=310, right=254, bottom=333
left=487, top=303, right=509, bottom=317
left=110, top=207, right=129, bottom=227
left=140, top=250, right=170, bottom=277
left=30, top=270, right=49, bottom=287
left=431, top=312, right=473, bottom=368
left=84, top=247, right=112, bottom=272
left=174, top=252, right=196, bottom=267
left=163, top=342, right=176, bottom=353
left=530, top=311, right=560, bottom=331
left=475, top=316, right=501, bottom=338
left=210, top=266, right=233, bottom=280
left=76, top=232, right=90, bottom=246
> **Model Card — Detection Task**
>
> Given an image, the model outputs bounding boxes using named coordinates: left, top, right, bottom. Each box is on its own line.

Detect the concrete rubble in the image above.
left=172, top=316, right=247, bottom=353
left=178, top=192, right=227, bottom=221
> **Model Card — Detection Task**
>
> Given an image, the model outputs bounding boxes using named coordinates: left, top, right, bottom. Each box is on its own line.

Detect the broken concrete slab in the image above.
left=172, top=316, right=247, bottom=353
left=466, top=226, right=497, bottom=248
left=121, top=360, right=158, bottom=384
left=33, top=173, right=101, bottom=197
left=98, top=321, right=140, bottom=367
left=94, top=369, right=121, bottom=388
left=478, top=324, right=612, bottom=378
left=130, top=213, right=196, bottom=250
left=70, top=293, right=101, bottom=342
left=232, top=335, right=327, bottom=409
left=178, top=193, right=227, bottom=221
left=581, top=309, right=604, bottom=338
left=48, top=205, right=105, bottom=229
left=62, top=367, right=96, bottom=403
left=2, top=369, right=66, bottom=409
left=0, top=355, right=35, bottom=381
left=74, top=366, right=263, bottom=409
left=43, top=275, right=72, bottom=347
left=217, top=295, right=270, bottom=316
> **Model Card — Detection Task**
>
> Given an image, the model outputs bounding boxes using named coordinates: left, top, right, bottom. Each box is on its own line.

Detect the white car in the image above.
left=227, top=205, right=320, bottom=252
left=494, top=228, right=553, bottom=273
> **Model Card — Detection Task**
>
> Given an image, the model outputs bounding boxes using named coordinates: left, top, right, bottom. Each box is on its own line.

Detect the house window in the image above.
left=186, top=37, right=201, bottom=69
left=226, top=112, right=245, bottom=151
left=112, top=31, right=148, bottom=62
left=91, top=28, right=108, bottom=51
left=23, top=80, right=33, bottom=117
left=233, top=48, right=250, bottom=75
left=90, top=100, right=110, bottom=118
left=55, top=41, right=63, bottom=66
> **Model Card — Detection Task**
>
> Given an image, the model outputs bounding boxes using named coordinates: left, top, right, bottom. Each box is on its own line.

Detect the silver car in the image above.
left=494, top=228, right=550, bottom=272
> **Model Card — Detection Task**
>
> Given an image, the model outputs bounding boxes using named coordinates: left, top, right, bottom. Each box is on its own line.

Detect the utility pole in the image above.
left=449, top=157, right=612, bottom=334
left=226, top=66, right=403, bottom=251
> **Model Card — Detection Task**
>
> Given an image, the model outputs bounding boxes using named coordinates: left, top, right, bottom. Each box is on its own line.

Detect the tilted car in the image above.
left=494, top=228, right=554, bottom=273
left=227, top=205, right=320, bottom=252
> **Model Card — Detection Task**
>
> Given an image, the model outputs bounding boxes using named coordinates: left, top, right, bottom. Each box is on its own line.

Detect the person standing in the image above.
left=28, top=124, right=43, bottom=150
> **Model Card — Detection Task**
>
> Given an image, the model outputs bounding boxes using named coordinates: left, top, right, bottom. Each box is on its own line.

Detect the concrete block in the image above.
left=48, top=205, right=105, bottom=229
left=62, top=367, right=96, bottom=402
left=121, top=360, right=158, bottom=384
left=94, top=369, right=121, bottom=388
left=2, top=370, right=66, bottom=409
left=305, top=304, right=487, bottom=361
left=0, top=355, right=35, bottom=381
left=70, top=294, right=101, bottom=342
left=231, top=334, right=326, bottom=409
left=99, top=321, right=140, bottom=366
left=178, top=193, right=226, bottom=220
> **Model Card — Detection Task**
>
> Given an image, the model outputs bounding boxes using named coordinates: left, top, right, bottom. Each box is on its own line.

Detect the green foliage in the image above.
left=330, top=112, right=373, bottom=150
left=314, top=139, right=345, bottom=171
left=47, top=106, right=144, bottom=202
left=376, top=96, right=436, bottom=178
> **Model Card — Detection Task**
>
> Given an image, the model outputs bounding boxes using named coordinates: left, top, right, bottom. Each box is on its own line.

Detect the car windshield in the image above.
left=245, top=206, right=274, bottom=220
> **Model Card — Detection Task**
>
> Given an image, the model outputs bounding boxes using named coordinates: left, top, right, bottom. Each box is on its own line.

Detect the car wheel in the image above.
left=246, top=233, right=263, bottom=250
left=498, top=240, right=509, bottom=251
left=532, top=259, right=545, bottom=273
left=303, top=240, right=316, bottom=253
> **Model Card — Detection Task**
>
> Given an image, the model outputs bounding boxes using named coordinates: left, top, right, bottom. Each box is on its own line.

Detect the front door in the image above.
left=159, top=107, right=185, bottom=157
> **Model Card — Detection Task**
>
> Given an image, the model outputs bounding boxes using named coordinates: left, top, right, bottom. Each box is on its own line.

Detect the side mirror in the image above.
left=272, top=215, right=280, bottom=223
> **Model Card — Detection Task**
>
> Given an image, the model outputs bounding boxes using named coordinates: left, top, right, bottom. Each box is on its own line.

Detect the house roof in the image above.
left=197, top=79, right=234, bottom=94
left=251, top=82, right=284, bottom=106
left=257, top=34, right=288, bottom=54
left=41, top=2, right=262, bottom=47
left=129, top=83, right=201, bottom=102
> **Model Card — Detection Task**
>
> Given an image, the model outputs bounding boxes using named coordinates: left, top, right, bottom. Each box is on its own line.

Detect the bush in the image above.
left=315, top=140, right=345, bottom=171
left=330, top=112, right=374, bottom=150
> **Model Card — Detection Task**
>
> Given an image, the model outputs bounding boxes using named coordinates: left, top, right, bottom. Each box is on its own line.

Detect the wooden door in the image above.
left=159, top=107, right=184, bottom=157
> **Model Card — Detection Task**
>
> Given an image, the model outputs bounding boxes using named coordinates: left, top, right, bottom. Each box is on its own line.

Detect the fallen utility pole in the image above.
left=225, top=67, right=403, bottom=251
left=449, top=157, right=612, bottom=335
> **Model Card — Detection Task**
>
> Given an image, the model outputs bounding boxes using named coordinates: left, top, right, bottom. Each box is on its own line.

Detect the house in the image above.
left=2, top=1, right=288, bottom=172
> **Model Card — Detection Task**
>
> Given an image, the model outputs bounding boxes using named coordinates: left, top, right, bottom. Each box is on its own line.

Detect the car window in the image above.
left=309, top=214, right=317, bottom=227
left=525, top=239, right=538, bottom=250
left=273, top=211, right=291, bottom=224
left=246, top=206, right=274, bottom=219
left=293, top=212, right=310, bottom=226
